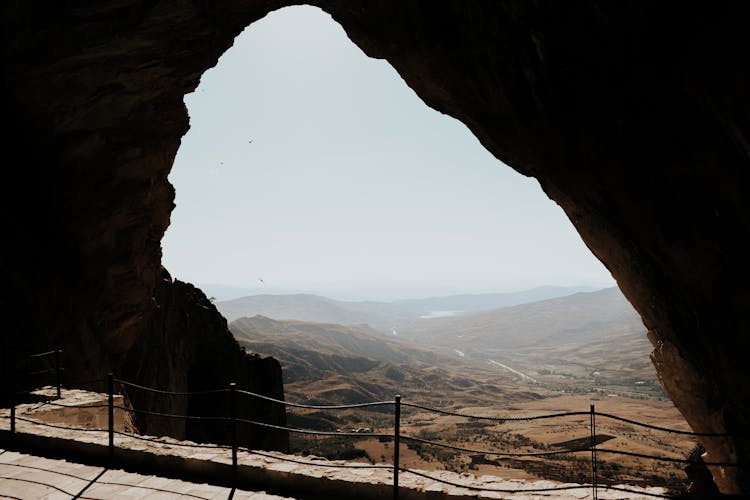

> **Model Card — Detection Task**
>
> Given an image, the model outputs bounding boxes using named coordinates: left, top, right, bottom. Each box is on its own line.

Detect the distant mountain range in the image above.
left=392, top=285, right=601, bottom=314
left=228, top=287, right=661, bottom=406
left=400, top=286, right=643, bottom=350
left=216, top=285, right=601, bottom=333
left=219, top=294, right=412, bottom=333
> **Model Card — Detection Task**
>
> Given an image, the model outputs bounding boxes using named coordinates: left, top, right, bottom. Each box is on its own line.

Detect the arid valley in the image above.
left=220, top=286, right=695, bottom=492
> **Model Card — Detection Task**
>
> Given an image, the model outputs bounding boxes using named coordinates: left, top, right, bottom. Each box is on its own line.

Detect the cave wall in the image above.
left=122, top=269, right=287, bottom=450
left=0, top=0, right=289, bottom=451
left=1, top=0, right=749, bottom=492
left=312, top=2, right=750, bottom=493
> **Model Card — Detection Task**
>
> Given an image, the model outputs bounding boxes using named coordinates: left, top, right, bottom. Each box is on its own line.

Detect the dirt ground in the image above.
left=344, top=393, right=694, bottom=489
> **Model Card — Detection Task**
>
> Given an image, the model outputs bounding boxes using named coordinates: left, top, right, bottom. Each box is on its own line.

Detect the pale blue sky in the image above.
left=162, top=5, right=614, bottom=300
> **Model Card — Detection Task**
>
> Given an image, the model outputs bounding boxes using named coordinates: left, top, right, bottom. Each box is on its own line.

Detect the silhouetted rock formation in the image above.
left=123, top=270, right=287, bottom=451
left=1, top=1, right=749, bottom=491
left=685, top=444, right=721, bottom=497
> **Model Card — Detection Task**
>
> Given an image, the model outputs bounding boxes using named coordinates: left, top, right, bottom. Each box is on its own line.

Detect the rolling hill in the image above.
left=228, top=287, right=663, bottom=406
left=216, top=285, right=600, bottom=333
left=397, top=287, right=660, bottom=396
left=400, top=286, right=644, bottom=350
left=219, top=294, right=412, bottom=332
left=229, top=316, right=540, bottom=407
left=392, top=285, right=600, bottom=315
left=230, top=315, right=445, bottom=379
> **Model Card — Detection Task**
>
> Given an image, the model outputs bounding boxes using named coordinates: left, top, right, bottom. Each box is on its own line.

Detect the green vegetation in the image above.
left=290, top=434, right=372, bottom=462
left=406, top=435, right=459, bottom=467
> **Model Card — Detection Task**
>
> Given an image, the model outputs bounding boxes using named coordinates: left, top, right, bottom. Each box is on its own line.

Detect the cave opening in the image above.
left=161, top=5, right=692, bottom=488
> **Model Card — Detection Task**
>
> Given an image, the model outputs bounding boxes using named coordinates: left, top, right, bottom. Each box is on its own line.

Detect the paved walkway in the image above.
left=0, top=449, right=294, bottom=499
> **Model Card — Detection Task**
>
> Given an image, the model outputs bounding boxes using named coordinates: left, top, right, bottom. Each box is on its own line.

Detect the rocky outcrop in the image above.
left=0, top=1, right=288, bottom=451
left=1, top=0, right=749, bottom=492
left=122, top=270, right=287, bottom=451
left=313, top=3, right=750, bottom=493
left=685, top=444, right=721, bottom=497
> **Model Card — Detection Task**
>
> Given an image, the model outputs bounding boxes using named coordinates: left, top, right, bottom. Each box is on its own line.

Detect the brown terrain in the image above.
left=228, top=288, right=693, bottom=491
left=346, top=394, right=693, bottom=489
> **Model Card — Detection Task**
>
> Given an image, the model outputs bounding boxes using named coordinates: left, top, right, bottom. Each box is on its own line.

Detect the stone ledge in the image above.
left=0, top=388, right=667, bottom=499
left=0, top=428, right=668, bottom=499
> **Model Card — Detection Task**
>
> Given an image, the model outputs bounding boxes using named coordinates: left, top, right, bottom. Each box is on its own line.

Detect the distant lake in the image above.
left=419, top=310, right=461, bottom=319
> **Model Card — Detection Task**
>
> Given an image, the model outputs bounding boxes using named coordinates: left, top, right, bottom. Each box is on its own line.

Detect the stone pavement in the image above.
left=0, top=449, right=294, bottom=499
left=0, top=388, right=670, bottom=499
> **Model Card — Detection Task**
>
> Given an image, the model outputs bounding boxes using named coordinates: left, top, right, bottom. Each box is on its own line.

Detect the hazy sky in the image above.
left=162, top=6, right=614, bottom=301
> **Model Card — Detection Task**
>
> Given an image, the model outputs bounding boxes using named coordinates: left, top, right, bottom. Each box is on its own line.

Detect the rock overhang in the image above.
left=1, top=1, right=749, bottom=492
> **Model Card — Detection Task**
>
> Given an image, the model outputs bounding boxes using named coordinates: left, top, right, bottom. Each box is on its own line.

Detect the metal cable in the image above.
left=400, top=434, right=589, bottom=457
left=115, top=405, right=229, bottom=422
left=114, top=379, right=229, bottom=396
left=235, top=417, right=394, bottom=439
left=595, top=447, right=740, bottom=467
left=401, top=402, right=590, bottom=421
left=7, top=372, right=743, bottom=484
left=238, top=446, right=394, bottom=470
left=19, top=402, right=51, bottom=415
left=595, top=411, right=736, bottom=437
left=13, top=416, right=105, bottom=433
left=27, top=350, right=58, bottom=358
left=27, top=368, right=56, bottom=376
left=36, top=401, right=110, bottom=409
left=236, top=389, right=394, bottom=410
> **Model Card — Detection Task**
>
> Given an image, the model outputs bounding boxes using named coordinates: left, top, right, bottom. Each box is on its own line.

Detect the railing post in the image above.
left=9, top=354, right=15, bottom=434
left=54, top=348, right=61, bottom=399
left=230, top=382, right=238, bottom=486
left=590, top=403, right=598, bottom=500
left=393, top=394, right=401, bottom=500
left=108, top=373, right=114, bottom=462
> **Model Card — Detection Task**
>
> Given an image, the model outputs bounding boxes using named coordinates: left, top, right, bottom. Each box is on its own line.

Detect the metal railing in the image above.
left=24, top=348, right=63, bottom=399
left=2, top=350, right=743, bottom=499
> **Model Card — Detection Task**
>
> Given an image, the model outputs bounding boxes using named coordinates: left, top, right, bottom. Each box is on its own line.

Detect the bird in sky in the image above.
left=258, top=278, right=265, bottom=284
